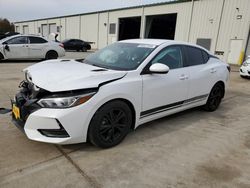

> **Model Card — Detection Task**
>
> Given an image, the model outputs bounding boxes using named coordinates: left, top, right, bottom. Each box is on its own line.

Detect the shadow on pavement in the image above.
left=0, top=60, right=41, bottom=64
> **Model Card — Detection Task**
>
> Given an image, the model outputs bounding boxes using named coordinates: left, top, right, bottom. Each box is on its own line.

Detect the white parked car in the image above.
left=11, top=39, right=230, bottom=148
left=0, top=34, right=65, bottom=61
left=240, top=56, right=250, bottom=78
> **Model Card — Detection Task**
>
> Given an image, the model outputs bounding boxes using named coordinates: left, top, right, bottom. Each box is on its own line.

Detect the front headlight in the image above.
left=37, top=92, right=95, bottom=108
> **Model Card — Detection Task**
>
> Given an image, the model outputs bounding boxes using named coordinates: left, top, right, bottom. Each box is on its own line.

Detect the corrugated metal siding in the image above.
left=189, top=0, right=224, bottom=52
left=216, top=0, right=250, bottom=62
left=80, top=14, right=99, bottom=49
left=13, top=0, right=250, bottom=61
left=65, top=16, right=80, bottom=39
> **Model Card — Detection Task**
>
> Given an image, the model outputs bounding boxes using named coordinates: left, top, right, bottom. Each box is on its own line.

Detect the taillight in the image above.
left=59, top=43, right=64, bottom=48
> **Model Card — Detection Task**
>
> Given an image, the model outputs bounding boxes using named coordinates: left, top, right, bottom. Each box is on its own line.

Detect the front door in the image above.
left=141, top=45, right=189, bottom=119
left=4, top=36, right=29, bottom=59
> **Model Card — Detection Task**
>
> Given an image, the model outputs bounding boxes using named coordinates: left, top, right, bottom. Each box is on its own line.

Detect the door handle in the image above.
left=179, top=75, right=186, bottom=80
left=210, top=68, right=217, bottom=73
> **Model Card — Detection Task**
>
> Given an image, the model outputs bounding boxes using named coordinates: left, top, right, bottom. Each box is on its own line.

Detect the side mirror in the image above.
left=2, top=41, right=7, bottom=45
left=4, top=44, right=10, bottom=51
left=149, top=63, right=170, bottom=74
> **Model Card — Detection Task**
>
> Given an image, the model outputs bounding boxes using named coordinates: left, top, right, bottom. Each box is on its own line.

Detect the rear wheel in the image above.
left=82, top=47, right=87, bottom=52
left=0, top=52, right=4, bottom=62
left=45, top=51, right=58, bottom=60
left=203, top=83, right=224, bottom=112
left=88, top=101, right=132, bottom=148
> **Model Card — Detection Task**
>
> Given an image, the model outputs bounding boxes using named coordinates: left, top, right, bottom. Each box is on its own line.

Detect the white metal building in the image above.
left=14, top=0, right=250, bottom=65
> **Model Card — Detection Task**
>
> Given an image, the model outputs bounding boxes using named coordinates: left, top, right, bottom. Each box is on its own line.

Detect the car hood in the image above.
left=24, top=59, right=127, bottom=92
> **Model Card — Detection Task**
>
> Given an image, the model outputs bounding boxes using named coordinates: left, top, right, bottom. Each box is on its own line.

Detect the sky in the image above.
left=0, top=0, right=175, bottom=22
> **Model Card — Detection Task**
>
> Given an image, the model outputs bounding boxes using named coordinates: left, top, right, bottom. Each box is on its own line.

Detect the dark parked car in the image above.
left=62, top=39, right=91, bottom=52
left=0, top=32, right=20, bottom=40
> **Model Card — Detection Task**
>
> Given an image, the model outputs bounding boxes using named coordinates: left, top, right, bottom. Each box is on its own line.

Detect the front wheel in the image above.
left=88, top=101, right=132, bottom=148
left=203, top=83, right=224, bottom=112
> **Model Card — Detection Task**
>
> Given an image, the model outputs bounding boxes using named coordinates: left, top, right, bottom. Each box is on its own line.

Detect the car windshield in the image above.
left=83, top=42, right=157, bottom=70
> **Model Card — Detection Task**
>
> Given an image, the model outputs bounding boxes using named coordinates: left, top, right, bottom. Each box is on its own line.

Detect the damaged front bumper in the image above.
left=10, top=81, right=94, bottom=145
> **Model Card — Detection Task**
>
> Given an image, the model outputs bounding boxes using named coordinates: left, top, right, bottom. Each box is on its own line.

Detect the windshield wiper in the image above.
left=92, top=64, right=108, bottom=69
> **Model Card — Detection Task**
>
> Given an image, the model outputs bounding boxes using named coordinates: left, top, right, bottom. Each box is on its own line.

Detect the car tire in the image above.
left=88, top=100, right=132, bottom=148
left=45, top=51, right=58, bottom=60
left=0, top=52, right=4, bottom=62
left=82, top=47, right=87, bottom=52
left=203, top=83, right=224, bottom=112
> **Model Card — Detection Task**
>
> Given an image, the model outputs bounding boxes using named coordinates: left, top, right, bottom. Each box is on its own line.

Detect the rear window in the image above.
left=202, top=50, right=209, bottom=63
left=186, top=46, right=204, bottom=66
left=29, top=37, right=47, bottom=44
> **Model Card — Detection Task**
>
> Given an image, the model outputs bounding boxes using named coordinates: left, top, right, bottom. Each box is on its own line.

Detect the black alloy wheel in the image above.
left=203, top=83, right=224, bottom=112
left=45, top=51, right=58, bottom=60
left=88, top=101, right=132, bottom=148
left=82, top=47, right=87, bottom=52
left=0, top=53, right=4, bottom=62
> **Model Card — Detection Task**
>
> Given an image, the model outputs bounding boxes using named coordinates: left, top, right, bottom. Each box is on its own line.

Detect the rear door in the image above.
left=4, top=36, right=29, bottom=59
left=28, top=36, right=48, bottom=58
left=141, top=45, right=189, bottom=119
left=184, top=46, right=216, bottom=101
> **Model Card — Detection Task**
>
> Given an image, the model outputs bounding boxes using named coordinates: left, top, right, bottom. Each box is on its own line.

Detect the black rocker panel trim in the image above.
left=140, top=94, right=208, bottom=118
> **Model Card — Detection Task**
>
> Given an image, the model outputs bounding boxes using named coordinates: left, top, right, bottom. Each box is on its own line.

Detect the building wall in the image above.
left=80, top=14, right=99, bottom=49
left=216, top=0, right=250, bottom=63
left=188, top=0, right=224, bottom=52
left=14, top=0, right=250, bottom=64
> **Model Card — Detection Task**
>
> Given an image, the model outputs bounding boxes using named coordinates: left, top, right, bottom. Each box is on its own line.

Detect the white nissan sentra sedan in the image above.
left=0, top=34, right=65, bottom=61
left=11, top=39, right=230, bottom=148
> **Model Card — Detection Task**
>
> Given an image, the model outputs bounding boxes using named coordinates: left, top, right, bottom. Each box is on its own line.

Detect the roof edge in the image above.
left=14, top=0, right=193, bottom=24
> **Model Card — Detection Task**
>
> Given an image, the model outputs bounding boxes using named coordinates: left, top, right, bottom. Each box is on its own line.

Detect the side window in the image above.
left=29, top=37, right=47, bottom=44
left=76, top=40, right=82, bottom=44
left=202, top=50, right=209, bottom=63
left=151, top=46, right=183, bottom=69
left=6, top=36, right=28, bottom=44
left=186, top=46, right=204, bottom=66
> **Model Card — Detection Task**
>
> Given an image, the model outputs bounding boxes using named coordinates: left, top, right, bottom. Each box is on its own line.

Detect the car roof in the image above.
left=0, top=34, right=47, bottom=42
left=119, top=39, right=211, bottom=54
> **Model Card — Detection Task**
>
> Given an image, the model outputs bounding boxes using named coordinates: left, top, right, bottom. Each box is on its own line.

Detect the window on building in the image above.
left=109, top=23, right=116, bottom=34
left=196, top=38, right=211, bottom=51
left=57, top=26, right=61, bottom=32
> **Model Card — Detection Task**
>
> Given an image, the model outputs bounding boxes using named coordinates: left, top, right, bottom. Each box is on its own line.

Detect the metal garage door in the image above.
left=49, top=23, right=57, bottom=34
left=42, top=24, right=48, bottom=37
left=23, top=25, right=29, bottom=34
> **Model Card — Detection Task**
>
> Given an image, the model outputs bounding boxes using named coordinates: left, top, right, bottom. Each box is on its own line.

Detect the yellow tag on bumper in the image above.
left=12, top=104, right=20, bottom=119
